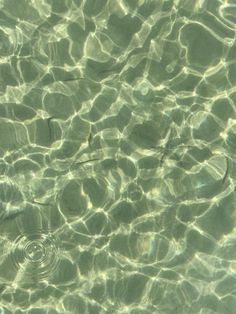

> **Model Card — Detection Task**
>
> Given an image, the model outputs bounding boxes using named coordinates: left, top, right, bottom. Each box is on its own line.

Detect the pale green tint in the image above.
left=0, top=0, right=235, bottom=313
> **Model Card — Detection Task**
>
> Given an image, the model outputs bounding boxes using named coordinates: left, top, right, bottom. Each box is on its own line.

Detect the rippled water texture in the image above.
left=0, top=0, right=236, bottom=313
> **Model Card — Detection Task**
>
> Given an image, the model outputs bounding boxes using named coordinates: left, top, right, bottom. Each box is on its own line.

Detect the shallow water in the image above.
left=0, top=0, right=235, bottom=313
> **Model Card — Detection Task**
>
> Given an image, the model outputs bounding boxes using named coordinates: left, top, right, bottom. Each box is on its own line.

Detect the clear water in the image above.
left=0, top=0, right=235, bottom=313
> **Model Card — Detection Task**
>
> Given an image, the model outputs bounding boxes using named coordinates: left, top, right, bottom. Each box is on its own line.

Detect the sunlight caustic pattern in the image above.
left=0, top=0, right=236, bottom=313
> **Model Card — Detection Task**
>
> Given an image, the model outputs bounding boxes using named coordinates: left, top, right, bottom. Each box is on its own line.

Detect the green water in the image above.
left=0, top=0, right=235, bottom=313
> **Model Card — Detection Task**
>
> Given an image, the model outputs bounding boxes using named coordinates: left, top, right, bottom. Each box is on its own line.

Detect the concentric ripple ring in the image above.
left=10, top=230, right=59, bottom=282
